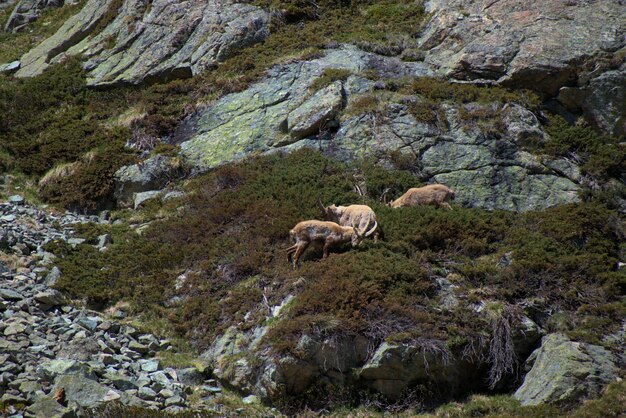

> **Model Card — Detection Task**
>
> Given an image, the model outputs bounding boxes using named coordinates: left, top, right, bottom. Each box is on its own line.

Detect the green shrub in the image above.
left=542, top=114, right=626, bottom=180
left=39, top=140, right=137, bottom=211
left=345, top=93, right=381, bottom=116
left=0, top=58, right=134, bottom=181
left=571, top=380, right=626, bottom=418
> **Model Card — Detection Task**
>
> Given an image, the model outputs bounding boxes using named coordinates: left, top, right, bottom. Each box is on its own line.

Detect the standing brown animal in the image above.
left=385, top=184, right=455, bottom=210
left=286, top=220, right=364, bottom=268
left=317, top=197, right=379, bottom=242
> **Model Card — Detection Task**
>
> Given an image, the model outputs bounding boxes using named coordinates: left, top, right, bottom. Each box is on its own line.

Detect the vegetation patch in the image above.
left=0, top=0, right=86, bottom=63
left=541, top=114, right=625, bottom=180
left=0, top=58, right=137, bottom=210
left=309, top=68, right=352, bottom=92
left=47, top=151, right=624, bottom=364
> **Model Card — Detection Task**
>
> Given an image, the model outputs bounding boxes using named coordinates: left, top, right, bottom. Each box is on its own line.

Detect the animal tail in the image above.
left=364, top=220, right=378, bottom=237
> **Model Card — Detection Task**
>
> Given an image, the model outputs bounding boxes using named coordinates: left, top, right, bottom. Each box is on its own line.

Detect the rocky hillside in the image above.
left=0, top=0, right=624, bottom=416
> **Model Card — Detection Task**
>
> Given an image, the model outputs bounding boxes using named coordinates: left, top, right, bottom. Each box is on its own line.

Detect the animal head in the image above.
left=380, top=188, right=393, bottom=207
left=317, top=195, right=340, bottom=219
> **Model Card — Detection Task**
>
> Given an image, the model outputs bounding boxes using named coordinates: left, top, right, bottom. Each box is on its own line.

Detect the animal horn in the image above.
left=380, top=188, right=391, bottom=205
left=364, top=220, right=378, bottom=237
left=317, top=194, right=326, bottom=213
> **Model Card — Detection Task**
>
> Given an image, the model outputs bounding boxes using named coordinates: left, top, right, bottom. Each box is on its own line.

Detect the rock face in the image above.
left=202, top=295, right=544, bottom=402
left=179, top=45, right=580, bottom=211
left=113, top=155, right=185, bottom=208
left=323, top=102, right=580, bottom=211
left=579, top=67, right=626, bottom=138
left=420, top=0, right=624, bottom=92
left=11, top=0, right=625, bottom=134
left=4, top=0, right=64, bottom=32
left=179, top=45, right=432, bottom=169
left=417, top=0, right=626, bottom=136
left=514, top=333, right=619, bottom=406
left=15, top=0, right=270, bottom=85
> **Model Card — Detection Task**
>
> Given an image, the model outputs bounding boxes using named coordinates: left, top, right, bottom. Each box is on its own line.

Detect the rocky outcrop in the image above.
left=179, top=46, right=432, bottom=169
left=179, top=45, right=580, bottom=211
left=320, top=101, right=580, bottom=211
left=11, top=0, right=625, bottom=134
left=418, top=0, right=626, bottom=136
left=202, top=293, right=544, bottom=402
left=514, top=333, right=619, bottom=406
left=558, top=62, right=626, bottom=137
left=15, top=0, right=270, bottom=85
left=0, top=60, right=20, bottom=74
left=420, top=0, right=624, bottom=92
left=4, top=0, right=64, bottom=32
left=113, top=155, right=185, bottom=208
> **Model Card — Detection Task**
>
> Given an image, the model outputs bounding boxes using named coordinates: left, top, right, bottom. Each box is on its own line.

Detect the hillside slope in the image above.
left=0, top=0, right=624, bottom=416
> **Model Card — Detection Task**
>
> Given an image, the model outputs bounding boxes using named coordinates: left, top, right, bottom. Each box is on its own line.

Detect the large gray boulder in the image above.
left=514, top=333, right=619, bottom=406
left=113, top=155, right=184, bottom=208
left=53, top=374, right=119, bottom=408
left=358, top=342, right=454, bottom=398
left=0, top=60, right=20, bottom=74
left=27, top=397, right=77, bottom=418
left=16, top=0, right=270, bottom=85
left=179, top=45, right=433, bottom=170
left=37, top=359, right=95, bottom=381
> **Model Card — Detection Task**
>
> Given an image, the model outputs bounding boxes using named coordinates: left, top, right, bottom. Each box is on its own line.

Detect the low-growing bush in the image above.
left=49, top=150, right=624, bottom=357
left=402, top=78, right=540, bottom=108
left=542, top=114, right=626, bottom=180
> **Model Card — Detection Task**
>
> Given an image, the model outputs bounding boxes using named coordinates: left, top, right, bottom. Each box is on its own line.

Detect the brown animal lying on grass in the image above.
left=317, top=196, right=379, bottom=242
left=385, top=184, right=456, bottom=210
left=286, top=220, right=364, bottom=268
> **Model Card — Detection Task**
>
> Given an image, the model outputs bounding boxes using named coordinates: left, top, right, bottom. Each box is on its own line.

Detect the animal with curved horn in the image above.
left=286, top=220, right=365, bottom=268
left=317, top=195, right=379, bottom=242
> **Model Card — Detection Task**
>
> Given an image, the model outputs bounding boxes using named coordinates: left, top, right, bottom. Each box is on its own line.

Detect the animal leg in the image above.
left=322, top=240, right=332, bottom=259
left=286, top=244, right=298, bottom=262
left=441, top=202, right=453, bottom=210
left=292, top=242, right=308, bottom=269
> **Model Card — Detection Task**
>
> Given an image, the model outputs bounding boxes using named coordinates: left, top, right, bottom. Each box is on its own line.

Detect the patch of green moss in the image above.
left=309, top=68, right=352, bottom=92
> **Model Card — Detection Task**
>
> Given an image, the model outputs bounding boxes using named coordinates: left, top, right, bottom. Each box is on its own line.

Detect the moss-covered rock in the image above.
left=16, top=0, right=270, bottom=85
left=514, top=333, right=619, bottom=406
